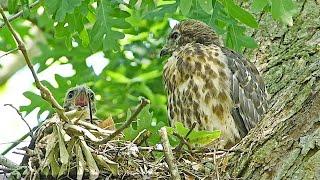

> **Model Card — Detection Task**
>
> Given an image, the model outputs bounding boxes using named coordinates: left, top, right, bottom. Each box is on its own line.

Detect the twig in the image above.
left=191, top=148, right=243, bottom=154
left=213, top=149, right=220, bottom=180
left=136, top=131, right=151, bottom=146
left=185, top=122, right=197, bottom=137
left=0, top=6, right=68, bottom=122
left=175, top=122, right=196, bottom=153
left=0, top=0, right=42, bottom=28
left=143, top=136, right=156, bottom=159
left=4, top=104, right=33, bottom=138
left=0, top=48, right=18, bottom=58
left=0, top=155, right=19, bottom=169
left=132, top=129, right=147, bottom=144
left=0, top=167, right=12, bottom=173
left=1, top=125, right=39, bottom=155
left=159, top=127, right=181, bottom=180
left=87, top=92, right=93, bottom=123
left=173, top=132, right=193, bottom=153
left=12, top=151, right=28, bottom=156
left=98, top=97, right=150, bottom=144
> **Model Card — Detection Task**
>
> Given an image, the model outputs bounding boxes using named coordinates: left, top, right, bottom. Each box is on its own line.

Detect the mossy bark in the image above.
left=223, top=0, right=320, bottom=179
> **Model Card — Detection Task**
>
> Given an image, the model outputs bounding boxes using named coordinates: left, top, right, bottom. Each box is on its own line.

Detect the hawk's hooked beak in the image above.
left=160, top=48, right=169, bottom=57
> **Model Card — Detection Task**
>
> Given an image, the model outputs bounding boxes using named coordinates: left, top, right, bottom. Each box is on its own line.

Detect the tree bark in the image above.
left=223, top=0, right=320, bottom=179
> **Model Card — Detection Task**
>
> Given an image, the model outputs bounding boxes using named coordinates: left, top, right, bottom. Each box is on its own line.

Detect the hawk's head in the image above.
left=63, top=85, right=96, bottom=114
left=160, top=19, right=219, bottom=57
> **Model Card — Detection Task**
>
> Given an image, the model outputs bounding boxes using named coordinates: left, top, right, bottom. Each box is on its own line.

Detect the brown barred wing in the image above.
left=222, top=48, right=268, bottom=138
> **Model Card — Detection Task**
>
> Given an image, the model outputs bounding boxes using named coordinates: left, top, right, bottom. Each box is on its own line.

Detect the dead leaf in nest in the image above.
left=184, top=173, right=196, bottom=180
left=98, top=116, right=115, bottom=130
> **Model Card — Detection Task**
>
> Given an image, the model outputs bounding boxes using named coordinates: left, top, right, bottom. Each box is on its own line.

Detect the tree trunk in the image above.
left=223, top=0, right=320, bottom=179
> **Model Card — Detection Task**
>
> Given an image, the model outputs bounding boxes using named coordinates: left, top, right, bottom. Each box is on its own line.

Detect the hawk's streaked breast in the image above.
left=163, top=42, right=241, bottom=146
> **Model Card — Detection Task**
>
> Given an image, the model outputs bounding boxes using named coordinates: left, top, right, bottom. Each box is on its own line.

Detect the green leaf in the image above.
left=90, top=1, right=130, bottom=52
left=45, top=0, right=84, bottom=22
left=131, top=70, right=162, bottom=83
left=107, top=71, right=131, bottom=84
left=143, top=3, right=178, bottom=20
left=20, top=91, right=51, bottom=117
left=20, top=0, right=30, bottom=17
left=251, top=0, right=269, bottom=12
left=79, top=28, right=89, bottom=47
left=238, top=35, right=258, bottom=48
left=198, top=0, right=213, bottom=14
left=271, top=0, right=297, bottom=26
left=8, top=0, right=19, bottom=14
left=180, top=0, right=192, bottom=16
left=124, top=104, right=164, bottom=145
left=221, top=0, right=258, bottom=28
left=174, top=122, right=221, bottom=145
left=226, top=24, right=257, bottom=51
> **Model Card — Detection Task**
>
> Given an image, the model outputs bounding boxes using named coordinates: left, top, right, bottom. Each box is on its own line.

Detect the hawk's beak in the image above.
left=160, top=48, right=169, bottom=57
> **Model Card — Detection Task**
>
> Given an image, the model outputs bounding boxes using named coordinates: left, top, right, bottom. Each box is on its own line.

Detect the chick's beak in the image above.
left=75, top=90, right=88, bottom=107
left=160, top=48, right=169, bottom=57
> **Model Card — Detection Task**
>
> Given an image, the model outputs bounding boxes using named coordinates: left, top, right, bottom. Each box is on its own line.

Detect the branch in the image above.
left=98, top=97, right=150, bottom=144
left=4, top=104, right=33, bottom=138
left=1, top=126, right=38, bottom=155
left=0, top=155, right=19, bottom=169
left=175, top=122, right=196, bottom=153
left=173, top=132, right=193, bottom=153
left=0, top=6, right=68, bottom=122
left=159, top=127, right=181, bottom=180
left=0, top=0, right=42, bottom=28
left=0, top=48, right=18, bottom=58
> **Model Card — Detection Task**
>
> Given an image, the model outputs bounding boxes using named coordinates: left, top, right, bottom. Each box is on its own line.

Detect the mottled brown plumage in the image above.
left=161, top=19, right=268, bottom=147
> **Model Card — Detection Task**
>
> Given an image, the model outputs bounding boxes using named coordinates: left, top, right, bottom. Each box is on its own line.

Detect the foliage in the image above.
left=1, top=0, right=297, bottom=132
left=166, top=122, right=221, bottom=146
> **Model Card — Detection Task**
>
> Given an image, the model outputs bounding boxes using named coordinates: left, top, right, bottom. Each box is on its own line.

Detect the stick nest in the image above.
left=25, top=114, right=232, bottom=180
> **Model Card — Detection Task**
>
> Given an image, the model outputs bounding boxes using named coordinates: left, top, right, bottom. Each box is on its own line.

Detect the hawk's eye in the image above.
left=67, top=90, right=75, bottom=99
left=170, top=32, right=179, bottom=40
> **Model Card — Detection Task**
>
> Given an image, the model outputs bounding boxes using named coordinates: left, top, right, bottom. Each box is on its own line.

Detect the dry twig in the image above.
left=0, top=6, right=68, bottom=122
left=0, top=155, right=19, bottom=169
left=175, top=122, right=196, bottom=154
left=159, top=127, right=181, bottom=180
left=4, top=104, right=33, bottom=138
left=0, top=48, right=18, bottom=58
left=98, top=97, right=150, bottom=144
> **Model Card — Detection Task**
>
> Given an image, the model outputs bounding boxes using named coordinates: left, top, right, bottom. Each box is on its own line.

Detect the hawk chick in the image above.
left=63, top=85, right=96, bottom=114
left=63, top=85, right=114, bottom=129
left=161, top=19, right=268, bottom=147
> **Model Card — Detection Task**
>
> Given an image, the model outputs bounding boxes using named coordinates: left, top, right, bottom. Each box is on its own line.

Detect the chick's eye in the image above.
left=67, top=90, right=74, bottom=99
left=89, top=92, right=95, bottom=100
left=170, top=32, right=179, bottom=40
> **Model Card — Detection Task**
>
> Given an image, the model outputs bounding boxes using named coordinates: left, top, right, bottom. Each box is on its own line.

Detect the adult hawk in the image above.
left=160, top=19, right=268, bottom=147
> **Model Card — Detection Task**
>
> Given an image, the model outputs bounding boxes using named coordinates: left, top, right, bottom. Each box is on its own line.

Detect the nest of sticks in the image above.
left=22, top=98, right=240, bottom=180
